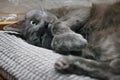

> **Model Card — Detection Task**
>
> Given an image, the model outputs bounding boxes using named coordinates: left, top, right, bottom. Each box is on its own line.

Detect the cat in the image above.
left=53, top=1, right=120, bottom=80
left=3, top=2, right=120, bottom=79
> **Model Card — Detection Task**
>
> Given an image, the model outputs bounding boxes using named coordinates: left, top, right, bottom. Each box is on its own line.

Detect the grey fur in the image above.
left=54, top=1, right=120, bottom=80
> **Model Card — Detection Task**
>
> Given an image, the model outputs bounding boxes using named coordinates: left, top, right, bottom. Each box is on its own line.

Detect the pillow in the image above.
left=0, top=31, right=96, bottom=80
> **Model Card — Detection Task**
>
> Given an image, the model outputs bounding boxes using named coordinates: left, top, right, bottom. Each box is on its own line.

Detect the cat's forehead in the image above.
left=26, top=10, right=48, bottom=19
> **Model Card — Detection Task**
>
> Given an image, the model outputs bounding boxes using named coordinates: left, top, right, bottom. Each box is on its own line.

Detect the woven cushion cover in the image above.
left=0, top=31, right=96, bottom=80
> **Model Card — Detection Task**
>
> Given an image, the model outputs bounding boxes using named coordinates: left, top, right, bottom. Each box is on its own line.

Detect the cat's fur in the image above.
left=52, top=1, right=120, bottom=80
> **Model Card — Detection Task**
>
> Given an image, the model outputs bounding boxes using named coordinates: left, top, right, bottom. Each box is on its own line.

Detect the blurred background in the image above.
left=0, top=0, right=117, bottom=21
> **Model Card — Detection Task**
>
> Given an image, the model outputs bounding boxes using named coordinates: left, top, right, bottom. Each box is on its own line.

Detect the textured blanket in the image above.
left=0, top=31, right=96, bottom=80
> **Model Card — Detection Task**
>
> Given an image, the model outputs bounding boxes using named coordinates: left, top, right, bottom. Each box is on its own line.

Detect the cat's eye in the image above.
left=30, top=19, right=39, bottom=26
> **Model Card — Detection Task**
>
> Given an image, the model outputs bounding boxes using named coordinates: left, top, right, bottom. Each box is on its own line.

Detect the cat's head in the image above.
left=4, top=10, right=58, bottom=48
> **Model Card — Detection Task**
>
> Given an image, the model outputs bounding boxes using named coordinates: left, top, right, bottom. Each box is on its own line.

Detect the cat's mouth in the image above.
left=40, top=36, right=45, bottom=48
left=40, top=33, right=45, bottom=44
left=40, top=32, right=53, bottom=49
left=37, top=22, right=53, bottom=49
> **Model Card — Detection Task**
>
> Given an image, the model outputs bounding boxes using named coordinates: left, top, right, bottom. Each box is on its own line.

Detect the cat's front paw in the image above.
left=51, top=32, right=87, bottom=52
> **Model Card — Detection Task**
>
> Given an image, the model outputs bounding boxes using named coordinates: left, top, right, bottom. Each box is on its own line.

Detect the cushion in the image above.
left=0, top=31, right=96, bottom=80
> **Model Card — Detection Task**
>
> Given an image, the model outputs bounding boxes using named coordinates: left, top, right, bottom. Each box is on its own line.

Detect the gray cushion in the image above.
left=0, top=31, right=96, bottom=80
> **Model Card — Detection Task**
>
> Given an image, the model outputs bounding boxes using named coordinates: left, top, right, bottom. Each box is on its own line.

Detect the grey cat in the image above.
left=53, top=1, right=120, bottom=80
left=3, top=2, right=120, bottom=80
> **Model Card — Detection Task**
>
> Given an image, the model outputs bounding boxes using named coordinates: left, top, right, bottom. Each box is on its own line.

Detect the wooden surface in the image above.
left=0, top=21, right=16, bottom=30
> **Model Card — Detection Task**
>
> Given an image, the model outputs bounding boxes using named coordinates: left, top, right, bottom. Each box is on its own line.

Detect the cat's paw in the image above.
left=51, top=32, right=87, bottom=52
left=54, top=57, right=75, bottom=73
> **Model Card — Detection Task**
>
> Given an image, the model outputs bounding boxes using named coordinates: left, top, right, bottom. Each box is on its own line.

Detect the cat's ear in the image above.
left=3, top=20, right=25, bottom=33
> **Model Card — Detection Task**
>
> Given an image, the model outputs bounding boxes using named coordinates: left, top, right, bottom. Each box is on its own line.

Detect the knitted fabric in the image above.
left=0, top=31, right=96, bottom=80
